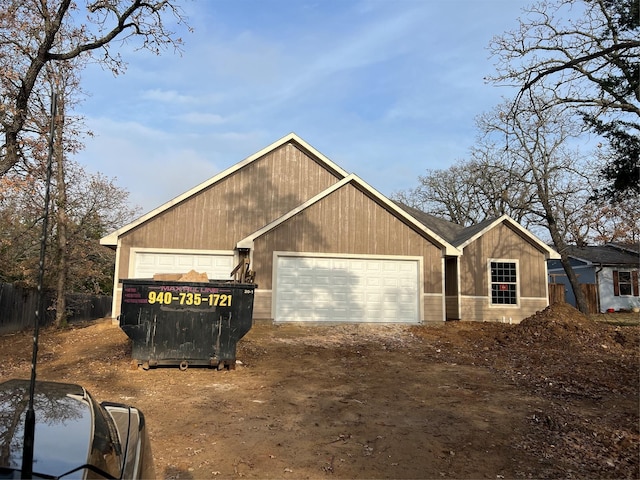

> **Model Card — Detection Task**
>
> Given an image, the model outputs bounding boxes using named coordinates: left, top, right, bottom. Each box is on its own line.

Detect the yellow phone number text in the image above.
left=148, top=291, right=232, bottom=307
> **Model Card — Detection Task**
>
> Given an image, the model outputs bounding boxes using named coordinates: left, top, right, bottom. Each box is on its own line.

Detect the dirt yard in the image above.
left=1, top=303, right=638, bottom=479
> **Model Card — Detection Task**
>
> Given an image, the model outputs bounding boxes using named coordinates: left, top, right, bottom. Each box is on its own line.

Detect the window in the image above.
left=614, top=271, right=633, bottom=296
left=490, top=261, right=517, bottom=305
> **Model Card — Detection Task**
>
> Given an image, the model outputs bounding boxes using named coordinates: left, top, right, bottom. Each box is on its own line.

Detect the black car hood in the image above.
left=0, top=379, right=94, bottom=478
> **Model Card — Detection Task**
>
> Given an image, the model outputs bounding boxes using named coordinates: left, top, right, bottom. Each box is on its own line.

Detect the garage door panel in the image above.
left=330, top=291, right=349, bottom=302
left=299, top=276, right=314, bottom=286
left=333, top=276, right=349, bottom=286
left=133, top=252, right=234, bottom=280
left=278, top=259, right=296, bottom=270
left=176, top=256, right=194, bottom=267
left=349, top=261, right=366, bottom=272
left=275, top=255, right=420, bottom=323
left=400, top=278, right=417, bottom=289
left=314, top=274, right=332, bottom=286
left=157, top=256, right=175, bottom=267
left=398, top=265, right=415, bottom=276
left=333, top=259, right=349, bottom=270
left=383, top=278, right=399, bottom=287
left=398, top=293, right=416, bottom=303
left=365, top=291, right=382, bottom=303
left=314, top=291, right=333, bottom=304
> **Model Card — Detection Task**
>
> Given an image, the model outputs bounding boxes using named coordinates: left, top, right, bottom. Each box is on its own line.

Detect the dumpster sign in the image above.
left=119, top=279, right=255, bottom=370
left=124, top=284, right=236, bottom=310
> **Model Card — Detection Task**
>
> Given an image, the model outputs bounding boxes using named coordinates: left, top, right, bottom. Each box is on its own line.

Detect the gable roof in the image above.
left=560, top=245, right=640, bottom=267
left=100, top=134, right=556, bottom=261
left=101, top=133, right=349, bottom=246
left=607, top=242, right=640, bottom=255
left=395, top=204, right=560, bottom=260
left=393, top=203, right=465, bottom=242
left=238, top=175, right=461, bottom=256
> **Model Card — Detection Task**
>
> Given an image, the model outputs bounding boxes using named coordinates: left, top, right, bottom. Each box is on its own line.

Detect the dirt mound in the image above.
left=520, top=301, right=590, bottom=327
left=513, top=302, right=631, bottom=352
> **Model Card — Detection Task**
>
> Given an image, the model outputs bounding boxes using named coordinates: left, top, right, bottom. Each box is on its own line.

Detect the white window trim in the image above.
left=488, top=258, right=520, bottom=308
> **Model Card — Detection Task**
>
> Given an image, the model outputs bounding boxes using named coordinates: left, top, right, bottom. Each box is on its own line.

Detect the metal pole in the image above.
left=21, top=91, right=58, bottom=479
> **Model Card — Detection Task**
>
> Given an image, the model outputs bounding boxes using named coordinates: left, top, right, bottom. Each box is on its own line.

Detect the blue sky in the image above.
left=75, top=0, right=525, bottom=214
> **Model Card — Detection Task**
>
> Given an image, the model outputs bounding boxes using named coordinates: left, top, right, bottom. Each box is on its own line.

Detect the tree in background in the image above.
left=0, top=0, right=179, bottom=325
left=580, top=196, right=640, bottom=244
left=0, top=161, right=139, bottom=292
left=0, top=58, right=140, bottom=322
left=0, top=174, right=41, bottom=284
left=488, top=0, right=640, bottom=201
left=393, top=155, right=536, bottom=228
left=62, top=168, right=140, bottom=294
left=396, top=99, right=613, bottom=314
left=0, top=0, right=189, bottom=176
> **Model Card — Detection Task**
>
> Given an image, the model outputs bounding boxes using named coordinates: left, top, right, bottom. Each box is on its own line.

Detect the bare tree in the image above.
left=397, top=161, right=488, bottom=226
left=64, top=167, right=141, bottom=294
left=397, top=98, right=603, bottom=313
left=394, top=155, right=537, bottom=227
left=477, top=99, right=595, bottom=313
left=0, top=0, right=189, bottom=175
left=21, top=63, right=134, bottom=253
left=19, top=50, right=89, bottom=326
left=487, top=0, right=640, bottom=199
left=54, top=90, right=69, bottom=327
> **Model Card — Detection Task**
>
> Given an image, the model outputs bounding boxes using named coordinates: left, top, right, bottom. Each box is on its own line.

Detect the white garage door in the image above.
left=132, top=251, right=235, bottom=280
left=275, top=254, right=420, bottom=323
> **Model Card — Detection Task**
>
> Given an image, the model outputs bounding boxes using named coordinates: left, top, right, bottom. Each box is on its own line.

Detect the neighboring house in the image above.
left=548, top=244, right=640, bottom=313
left=101, top=133, right=559, bottom=324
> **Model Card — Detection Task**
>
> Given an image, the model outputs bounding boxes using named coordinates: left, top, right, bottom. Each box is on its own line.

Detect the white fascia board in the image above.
left=459, top=214, right=561, bottom=259
left=238, top=174, right=461, bottom=256
left=100, top=133, right=348, bottom=246
left=287, top=133, right=350, bottom=178
left=563, top=254, right=594, bottom=265
left=100, top=232, right=119, bottom=246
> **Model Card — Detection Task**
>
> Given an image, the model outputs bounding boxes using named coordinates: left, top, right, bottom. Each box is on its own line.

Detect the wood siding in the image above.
left=458, top=222, right=548, bottom=298
left=460, top=296, right=548, bottom=323
left=424, top=294, right=445, bottom=323
left=253, top=290, right=272, bottom=319
left=251, top=183, right=444, bottom=292
left=117, top=143, right=342, bottom=280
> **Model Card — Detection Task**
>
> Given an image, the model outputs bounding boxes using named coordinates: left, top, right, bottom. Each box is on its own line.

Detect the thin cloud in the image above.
left=178, top=112, right=226, bottom=125
left=142, top=89, right=199, bottom=104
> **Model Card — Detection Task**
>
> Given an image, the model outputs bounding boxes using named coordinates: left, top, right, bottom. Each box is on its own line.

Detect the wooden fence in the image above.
left=0, top=282, right=112, bottom=333
left=581, top=284, right=599, bottom=314
left=549, top=283, right=599, bottom=314
left=549, top=283, right=566, bottom=305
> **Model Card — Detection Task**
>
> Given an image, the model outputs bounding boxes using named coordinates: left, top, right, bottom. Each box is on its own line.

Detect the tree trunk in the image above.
left=54, top=96, right=68, bottom=328
left=547, top=219, right=590, bottom=314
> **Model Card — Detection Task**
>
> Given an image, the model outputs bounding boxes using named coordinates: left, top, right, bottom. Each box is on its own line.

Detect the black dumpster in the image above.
left=119, top=279, right=255, bottom=370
